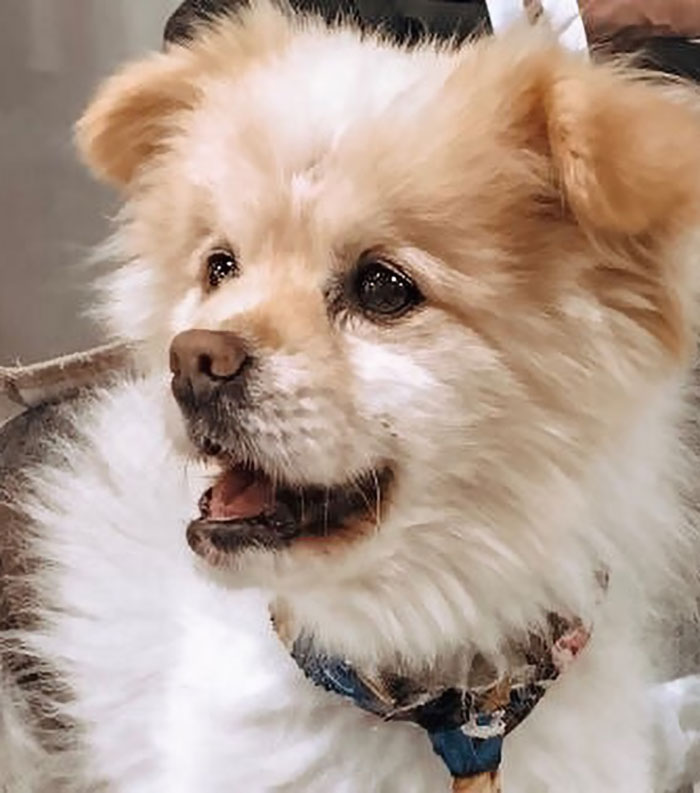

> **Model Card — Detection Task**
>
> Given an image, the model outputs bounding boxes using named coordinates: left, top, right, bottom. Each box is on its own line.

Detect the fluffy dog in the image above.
left=3, top=3, right=700, bottom=791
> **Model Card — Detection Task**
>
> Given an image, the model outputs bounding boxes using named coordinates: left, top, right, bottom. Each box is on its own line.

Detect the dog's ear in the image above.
left=76, top=51, right=198, bottom=188
left=540, top=57, right=700, bottom=235
left=437, top=38, right=700, bottom=357
left=452, top=38, right=700, bottom=236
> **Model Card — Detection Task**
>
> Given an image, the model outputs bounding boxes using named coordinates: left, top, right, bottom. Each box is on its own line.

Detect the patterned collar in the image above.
left=274, top=611, right=591, bottom=792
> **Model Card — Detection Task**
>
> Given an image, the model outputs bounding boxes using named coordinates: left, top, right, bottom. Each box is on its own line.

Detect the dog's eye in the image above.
left=354, top=260, right=422, bottom=317
left=206, top=250, right=239, bottom=289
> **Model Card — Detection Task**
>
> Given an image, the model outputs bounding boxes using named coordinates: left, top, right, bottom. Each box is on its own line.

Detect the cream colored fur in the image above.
left=4, top=3, right=700, bottom=791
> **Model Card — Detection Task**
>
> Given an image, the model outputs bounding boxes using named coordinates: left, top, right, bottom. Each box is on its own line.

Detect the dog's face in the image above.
left=77, top=4, right=700, bottom=657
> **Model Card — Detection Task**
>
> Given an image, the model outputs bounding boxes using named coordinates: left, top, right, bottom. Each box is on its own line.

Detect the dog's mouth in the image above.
left=187, top=462, right=393, bottom=562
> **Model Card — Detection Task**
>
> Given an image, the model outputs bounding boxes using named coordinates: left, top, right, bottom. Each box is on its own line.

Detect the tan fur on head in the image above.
left=75, top=51, right=197, bottom=187
left=76, top=4, right=700, bottom=665
left=543, top=64, right=700, bottom=236
left=76, top=2, right=293, bottom=187
left=77, top=14, right=700, bottom=357
left=434, top=35, right=700, bottom=357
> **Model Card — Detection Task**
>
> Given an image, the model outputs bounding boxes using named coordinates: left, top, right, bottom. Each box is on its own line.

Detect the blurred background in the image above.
left=0, top=1, right=175, bottom=371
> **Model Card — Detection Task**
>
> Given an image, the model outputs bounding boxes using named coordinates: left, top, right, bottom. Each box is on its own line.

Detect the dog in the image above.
left=4, top=2, right=700, bottom=791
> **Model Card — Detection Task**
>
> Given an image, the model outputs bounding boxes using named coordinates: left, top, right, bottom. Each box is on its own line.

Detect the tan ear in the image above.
left=543, top=60, right=700, bottom=235
left=452, top=37, right=700, bottom=236
left=76, top=51, right=198, bottom=188
left=439, top=38, right=700, bottom=356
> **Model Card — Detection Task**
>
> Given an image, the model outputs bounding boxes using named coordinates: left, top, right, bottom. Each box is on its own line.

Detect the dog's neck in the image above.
left=271, top=597, right=591, bottom=790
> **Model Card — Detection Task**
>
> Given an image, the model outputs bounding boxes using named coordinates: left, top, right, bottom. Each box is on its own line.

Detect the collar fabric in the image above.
left=277, top=612, right=591, bottom=791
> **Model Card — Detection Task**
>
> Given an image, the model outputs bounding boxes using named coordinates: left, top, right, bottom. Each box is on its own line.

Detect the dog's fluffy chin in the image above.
left=7, top=3, right=700, bottom=791
left=195, top=377, right=691, bottom=668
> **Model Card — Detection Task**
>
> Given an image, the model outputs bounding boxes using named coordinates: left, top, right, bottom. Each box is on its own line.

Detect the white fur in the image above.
left=5, top=7, right=700, bottom=792
left=0, top=371, right=691, bottom=792
left=652, top=676, right=700, bottom=791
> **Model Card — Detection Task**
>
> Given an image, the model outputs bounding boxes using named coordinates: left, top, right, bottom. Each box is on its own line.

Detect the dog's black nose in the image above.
left=170, top=329, right=248, bottom=401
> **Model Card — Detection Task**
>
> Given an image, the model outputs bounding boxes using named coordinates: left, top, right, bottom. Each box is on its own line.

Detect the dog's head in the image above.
left=77, top=3, right=700, bottom=660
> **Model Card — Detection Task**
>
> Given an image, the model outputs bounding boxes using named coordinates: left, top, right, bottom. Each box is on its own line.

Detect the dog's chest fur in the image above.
left=0, top=378, right=669, bottom=793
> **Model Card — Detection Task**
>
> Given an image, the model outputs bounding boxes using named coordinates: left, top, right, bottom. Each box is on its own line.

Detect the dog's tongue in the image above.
left=205, top=467, right=272, bottom=521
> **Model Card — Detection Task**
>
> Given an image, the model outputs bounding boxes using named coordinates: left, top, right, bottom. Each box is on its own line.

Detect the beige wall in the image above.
left=0, top=1, right=175, bottom=369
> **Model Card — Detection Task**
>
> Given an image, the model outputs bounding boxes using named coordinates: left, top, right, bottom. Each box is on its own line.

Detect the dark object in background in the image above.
left=164, top=0, right=247, bottom=43
left=617, top=37, right=700, bottom=82
left=165, top=0, right=490, bottom=46
left=583, top=0, right=700, bottom=41
left=164, top=0, right=700, bottom=81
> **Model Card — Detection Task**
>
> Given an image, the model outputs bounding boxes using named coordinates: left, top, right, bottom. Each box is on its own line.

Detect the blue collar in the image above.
left=279, top=612, right=591, bottom=787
